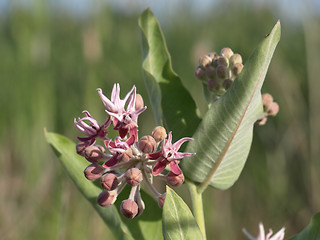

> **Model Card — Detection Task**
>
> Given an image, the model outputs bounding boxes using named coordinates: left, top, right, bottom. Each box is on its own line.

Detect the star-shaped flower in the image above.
left=97, top=83, right=146, bottom=140
left=243, top=223, right=285, bottom=240
left=103, top=135, right=135, bottom=168
left=148, top=131, right=195, bottom=176
left=74, top=110, right=110, bottom=145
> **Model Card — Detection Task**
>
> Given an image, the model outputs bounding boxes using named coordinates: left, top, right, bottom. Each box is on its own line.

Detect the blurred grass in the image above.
left=0, top=1, right=319, bottom=239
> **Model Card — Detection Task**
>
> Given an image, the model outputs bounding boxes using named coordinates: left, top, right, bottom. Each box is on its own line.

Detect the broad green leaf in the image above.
left=45, top=132, right=163, bottom=240
left=139, top=8, right=201, bottom=141
left=182, top=21, right=281, bottom=190
left=162, top=187, right=203, bottom=240
left=288, top=213, right=320, bottom=240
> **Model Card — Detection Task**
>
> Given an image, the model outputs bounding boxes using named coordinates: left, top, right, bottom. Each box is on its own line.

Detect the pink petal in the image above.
left=152, top=158, right=168, bottom=176
left=172, top=137, right=194, bottom=151
left=169, top=161, right=182, bottom=175
left=147, top=151, right=162, bottom=160
left=129, top=127, right=137, bottom=141
left=126, top=135, right=135, bottom=146
left=103, top=155, right=118, bottom=168
left=170, top=152, right=196, bottom=160
left=119, top=127, right=128, bottom=138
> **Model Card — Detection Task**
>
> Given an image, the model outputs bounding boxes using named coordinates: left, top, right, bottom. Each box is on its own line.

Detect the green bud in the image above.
left=120, top=200, right=138, bottom=219
left=138, top=135, right=157, bottom=153
left=207, top=79, right=220, bottom=92
left=199, top=55, right=212, bottom=68
left=195, top=66, right=206, bottom=80
left=101, top=173, right=119, bottom=190
left=205, top=66, right=216, bottom=79
left=152, top=126, right=167, bottom=142
left=232, top=63, right=243, bottom=76
left=256, top=117, right=268, bottom=126
left=220, top=47, right=234, bottom=59
left=216, top=65, right=227, bottom=79
left=223, top=79, right=233, bottom=90
left=208, top=52, right=217, bottom=60
left=135, top=94, right=144, bottom=110
left=230, top=53, right=242, bottom=65
left=217, top=56, right=229, bottom=67
left=125, top=168, right=143, bottom=186
left=262, top=93, right=274, bottom=109
left=267, top=102, right=279, bottom=116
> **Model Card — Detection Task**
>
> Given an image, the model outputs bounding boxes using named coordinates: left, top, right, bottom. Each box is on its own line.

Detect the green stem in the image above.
left=187, top=180, right=206, bottom=240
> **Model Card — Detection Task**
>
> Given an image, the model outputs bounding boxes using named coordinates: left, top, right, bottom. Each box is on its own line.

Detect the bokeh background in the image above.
left=1, top=0, right=320, bottom=239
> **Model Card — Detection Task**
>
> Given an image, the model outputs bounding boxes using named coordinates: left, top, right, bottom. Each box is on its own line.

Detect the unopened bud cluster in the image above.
left=256, top=93, right=280, bottom=125
left=74, top=84, right=195, bottom=218
left=195, top=47, right=243, bottom=95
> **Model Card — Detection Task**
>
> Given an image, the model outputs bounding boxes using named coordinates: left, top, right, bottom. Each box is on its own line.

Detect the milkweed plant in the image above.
left=46, top=8, right=320, bottom=240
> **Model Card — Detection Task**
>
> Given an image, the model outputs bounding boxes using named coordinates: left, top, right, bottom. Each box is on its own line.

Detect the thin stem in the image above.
left=187, top=180, right=206, bottom=240
left=141, top=166, right=161, bottom=198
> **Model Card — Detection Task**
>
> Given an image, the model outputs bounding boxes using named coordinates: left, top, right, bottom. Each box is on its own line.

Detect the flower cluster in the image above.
left=74, top=83, right=195, bottom=218
left=243, top=223, right=285, bottom=240
left=195, top=47, right=244, bottom=95
left=256, top=93, right=280, bottom=125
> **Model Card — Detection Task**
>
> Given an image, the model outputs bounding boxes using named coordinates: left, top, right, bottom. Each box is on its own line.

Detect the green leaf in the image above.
left=162, top=187, right=203, bottom=240
left=139, top=8, right=201, bottom=141
left=45, top=131, right=163, bottom=240
left=182, top=21, right=281, bottom=190
left=288, top=213, right=320, bottom=240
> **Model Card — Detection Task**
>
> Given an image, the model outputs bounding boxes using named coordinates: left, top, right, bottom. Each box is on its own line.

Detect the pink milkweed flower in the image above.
left=243, top=223, right=285, bottom=240
left=148, top=131, right=195, bottom=176
left=97, top=84, right=146, bottom=140
left=103, top=135, right=135, bottom=168
left=74, top=110, right=110, bottom=145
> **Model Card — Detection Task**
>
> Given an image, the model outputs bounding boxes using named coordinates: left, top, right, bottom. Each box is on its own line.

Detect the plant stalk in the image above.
left=187, top=180, right=206, bottom=240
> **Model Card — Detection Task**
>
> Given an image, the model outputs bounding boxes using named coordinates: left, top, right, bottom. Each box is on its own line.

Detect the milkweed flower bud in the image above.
left=199, top=55, right=212, bottom=68
left=76, top=141, right=89, bottom=156
left=100, top=173, right=119, bottom=190
left=262, top=93, right=274, bottom=109
left=125, top=168, right=143, bottom=186
left=84, top=145, right=104, bottom=163
left=97, top=190, right=117, bottom=207
left=207, top=79, right=219, bottom=92
left=84, top=163, right=104, bottom=180
left=120, top=200, right=138, bottom=218
left=205, top=66, right=216, bottom=79
left=135, top=94, right=144, bottom=110
left=217, top=56, right=229, bottom=67
left=223, top=79, right=233, bottom=90
left=216, top=65, right=227, bottom=79
left=230, top=53, right=242, bottom=65
left=167, top=171, right=185, bottom=187
left=138, top=135, right=157, bottom=153
left=208, top=52, right=217, bottom=60
left=195, top=66, right=206, bottom=80
left=256, top=117, right=268, bottom=126
left=152, top=126, right=167, bottom=142
left=158, top=194, right=166, bottom=208
left=268, top=102, right=279, bottom=116
left=221, top=47, right=234, bottom=59
left=119, top=148, right=133, bottom=162
left=232, top=63, right=243, bottom=76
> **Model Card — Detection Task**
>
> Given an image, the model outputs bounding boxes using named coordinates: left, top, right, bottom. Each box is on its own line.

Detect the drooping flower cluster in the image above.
left=243, top=223, right=285, bottom=240
left=195, top=47, right=244, bottom=95
left=256, top=93, right=280, bottom=125
left=74, top=83, right=195, bottom=218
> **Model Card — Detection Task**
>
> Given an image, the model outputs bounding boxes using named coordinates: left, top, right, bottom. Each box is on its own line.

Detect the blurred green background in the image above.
left=1, top=0, right=320, bottom=239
